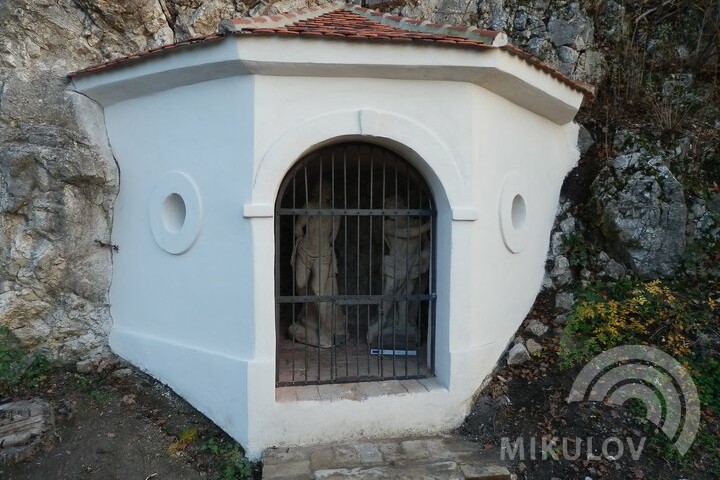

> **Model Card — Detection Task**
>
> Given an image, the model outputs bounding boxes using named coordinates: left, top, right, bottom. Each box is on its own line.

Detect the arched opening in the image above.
left=275, top=142, right=436, bottom=386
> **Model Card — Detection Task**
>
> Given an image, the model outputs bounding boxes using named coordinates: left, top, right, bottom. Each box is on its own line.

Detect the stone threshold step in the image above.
left=262, top=435, right=511, bottom=480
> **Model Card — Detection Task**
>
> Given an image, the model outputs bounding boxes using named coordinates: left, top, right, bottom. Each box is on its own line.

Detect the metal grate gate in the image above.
left=275, top=143, right=436, bottom=386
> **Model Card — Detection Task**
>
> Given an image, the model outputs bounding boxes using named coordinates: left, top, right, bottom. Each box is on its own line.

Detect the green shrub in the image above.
left=200, top=437, right=257, bottom=480
left=559, top=279, right=697, bottom=368
left=0, top=326, right=52, bottom=394
left=563, top=232, right=599, bottom=269
left=693, top=357, right=720, bottom=414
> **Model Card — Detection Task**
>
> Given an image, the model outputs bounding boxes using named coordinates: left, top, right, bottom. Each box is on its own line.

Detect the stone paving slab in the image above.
left=263, top=435, right=511, bottom=480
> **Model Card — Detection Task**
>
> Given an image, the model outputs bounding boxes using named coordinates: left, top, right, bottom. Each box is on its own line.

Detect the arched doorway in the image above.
left=275, top=142, right=436, bottom=386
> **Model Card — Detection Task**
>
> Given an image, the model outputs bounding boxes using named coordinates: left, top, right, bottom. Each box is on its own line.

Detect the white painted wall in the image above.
left=102, top=76, right=257, bottom=445
left=73, top=37, right=581, bottom=459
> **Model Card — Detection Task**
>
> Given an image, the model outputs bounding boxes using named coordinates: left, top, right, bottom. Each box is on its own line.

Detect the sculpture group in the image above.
left=368, top=196, right=431, bottom=348
left=288, top=180, right=431, bottom=350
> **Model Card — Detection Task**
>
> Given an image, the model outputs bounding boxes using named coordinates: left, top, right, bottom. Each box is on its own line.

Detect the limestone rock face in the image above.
left=592, top=153, right=687, bottom=279
left=0, top=0, right=169, bottom=360
left=161, top=1, right=242, bottom=40
left=547, top=2, right=594, bottom=50
left=74, top=0, right=175, bottom=53
left=0, top=64, right=118, bottom=359
left=381, top=0, right=607, bottom=83
left=474, top=0, right=604, bottom=83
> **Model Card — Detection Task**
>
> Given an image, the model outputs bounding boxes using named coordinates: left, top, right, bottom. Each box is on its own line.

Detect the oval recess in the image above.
left=499, top=172, right=531, bottom=254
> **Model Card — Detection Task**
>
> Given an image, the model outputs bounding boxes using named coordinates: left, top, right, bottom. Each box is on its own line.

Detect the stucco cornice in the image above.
left=72, top=36, right=584, bottom=124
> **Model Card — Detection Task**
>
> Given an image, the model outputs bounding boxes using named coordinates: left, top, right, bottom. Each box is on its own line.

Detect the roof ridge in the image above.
left=219, top=1, right=344, bottom=33
left=345, top=5, right=507, bottom=46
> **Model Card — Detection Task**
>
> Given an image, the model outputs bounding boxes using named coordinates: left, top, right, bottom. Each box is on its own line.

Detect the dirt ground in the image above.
left=2, top=292, right=716, bottom=480
left=1, top=368, right=260, bottom=480
left=459, top=291, right=719, bottom=480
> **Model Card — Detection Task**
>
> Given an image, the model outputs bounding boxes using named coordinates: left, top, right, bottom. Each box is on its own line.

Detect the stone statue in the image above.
left=367, top=196, right=431, bottom=347
left=288, top=180, right=345, bottom=348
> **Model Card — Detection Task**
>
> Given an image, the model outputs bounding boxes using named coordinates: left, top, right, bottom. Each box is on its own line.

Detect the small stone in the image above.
left=307, top=446, right=334, bottom=469
left=597, top=251, right=611, bottom=264
left=513, top=11, right=528, bottom=30
left=75, top=359, right=95, bottom=374
left=551, top=255, right=573, bottom=286
left=262, top=460, right=312, bottom=479
left=558, top=45, right=579, bottom=75
left=558, top=45, right=579, bottom=64
left=75, top=346, right=118, bottom=374
left=708, top=193, right=720, bottom=216
left=333, top=444, right=360, bottom=464
left=558, top=198, right=572, bottom=216
left=555, top=292, right=576, bottom=312
left=110, top=368, right=133, bottom=379
left=574, top=50, right=607, bottom=84
left=560, top=217, right=577, bottom=235
left=577, top=124, right=595, bottom=154
left=555, top=313, right=569, bottom=324
left=612, top=130, right=642, bottom=153
left=542, top=273, right=554, bottom=290
left=525, top=319, right=549, bottom=337
left=550, top=231, right=565, bottom=256
left=400, top=439, right=429, bottom=460
left=602, top=259, right=627, bottom=280
left=355, top=443, right=383, bottom=464
left=547, top=4, right=594, bottom=49
left=526, top=338, right=543, bottom=355
left=507, top=343, right=531, bottom=366
left=525, top=37, right=560, bottom=68
left=460, top=463, right=512, bottom=479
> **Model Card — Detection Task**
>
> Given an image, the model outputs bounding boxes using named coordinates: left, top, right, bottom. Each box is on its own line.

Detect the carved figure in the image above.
left=288, top=180, right=345, bottom=348
left=368, top=196, right=431, bottom=346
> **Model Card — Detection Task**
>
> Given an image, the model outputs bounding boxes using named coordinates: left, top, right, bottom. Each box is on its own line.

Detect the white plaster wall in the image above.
left=78, top=53, right=579, bottom=458
left=103, top=75, right=257, bottom=445
left=241, top=76, right=578, bottom=455
left=447, top=86, right=579, bottom=391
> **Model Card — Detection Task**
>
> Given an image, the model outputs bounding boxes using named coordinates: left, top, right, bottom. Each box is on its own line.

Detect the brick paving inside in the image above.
left=276, top=336, right=431, bottom=384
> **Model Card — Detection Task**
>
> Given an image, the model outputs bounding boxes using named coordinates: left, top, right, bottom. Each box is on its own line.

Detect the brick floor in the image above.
left=262, top=435, right=512, bottom=479
left=276, top=336, right=431, bottom=385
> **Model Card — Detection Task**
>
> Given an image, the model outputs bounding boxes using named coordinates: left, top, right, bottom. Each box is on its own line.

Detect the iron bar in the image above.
left=275, top=142, right=436, bottom=387
left=277, top=208, right=432, bottom=216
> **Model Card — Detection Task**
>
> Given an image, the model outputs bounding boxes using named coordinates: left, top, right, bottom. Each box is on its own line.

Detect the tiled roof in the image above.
left=221, top=5, right=506, bottom=46
left=69, top=3, right=593, bottom=97
left=70, top=33, right=224, bottom=76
